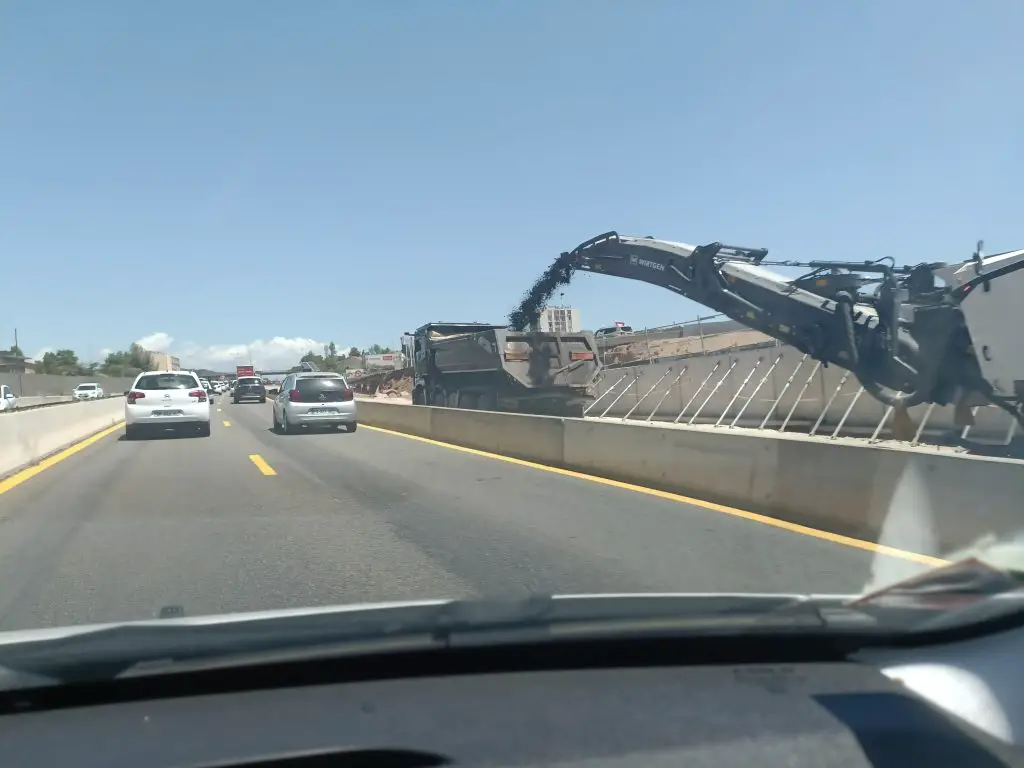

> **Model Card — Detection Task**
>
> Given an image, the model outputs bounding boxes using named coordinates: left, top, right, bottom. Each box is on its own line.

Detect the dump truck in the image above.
left=409, top=322, right=603, bottom=416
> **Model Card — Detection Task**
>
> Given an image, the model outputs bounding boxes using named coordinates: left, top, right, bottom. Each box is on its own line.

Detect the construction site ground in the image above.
left=600, top=328, right=773, bottom=365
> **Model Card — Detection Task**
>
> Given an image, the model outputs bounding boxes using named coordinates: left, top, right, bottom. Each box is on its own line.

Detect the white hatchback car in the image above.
left=272, top=372, right=357, bottom=433
left=72, top=382, right=105, bottom=400
left=124, top=370, right=212, bottom=439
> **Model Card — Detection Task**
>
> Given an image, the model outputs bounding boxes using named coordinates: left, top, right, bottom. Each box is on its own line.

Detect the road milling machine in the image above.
left=557, top=233, right=1024, bottom=431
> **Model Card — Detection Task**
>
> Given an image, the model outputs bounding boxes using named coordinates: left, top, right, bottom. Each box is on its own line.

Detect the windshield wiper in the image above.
left=0, top=594, right=840, bottom=688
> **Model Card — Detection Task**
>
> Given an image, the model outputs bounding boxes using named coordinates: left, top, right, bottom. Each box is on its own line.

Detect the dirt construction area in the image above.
left=600, top=329, right=774, bottom=365
left=350, top=367, right=414, bottom=398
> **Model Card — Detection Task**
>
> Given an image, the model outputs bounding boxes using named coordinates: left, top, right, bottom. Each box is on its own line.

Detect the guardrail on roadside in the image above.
left=587, top=349, right=1022, bottom=458
left=0, top=394, right=124, bottom=415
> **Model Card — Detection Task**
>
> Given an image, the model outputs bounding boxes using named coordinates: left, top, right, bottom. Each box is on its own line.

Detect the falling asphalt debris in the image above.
left=508, top=251, right=577, bottom=331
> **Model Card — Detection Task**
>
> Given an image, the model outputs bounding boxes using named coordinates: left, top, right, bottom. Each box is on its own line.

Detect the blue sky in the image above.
left=2, top=1, right=1021, bottom=370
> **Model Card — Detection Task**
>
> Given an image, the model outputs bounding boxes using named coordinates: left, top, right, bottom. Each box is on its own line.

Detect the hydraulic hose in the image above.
left=835, top=290, right=929, bottom=409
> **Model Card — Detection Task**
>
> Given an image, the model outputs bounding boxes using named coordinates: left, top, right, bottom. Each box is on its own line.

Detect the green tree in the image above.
left=98, top=344, right=150, bottom=378
left=348, top=346, right=361, bottom=358
left=10, top=344, right=23, bottom=357
left=40, top=349, right=83, bottom=375
left=128, top=343, right=151, bottom=370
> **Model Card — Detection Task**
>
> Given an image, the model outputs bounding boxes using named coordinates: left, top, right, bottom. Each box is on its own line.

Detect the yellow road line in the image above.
left=360, top=424, right=949, bottom=567
left=0, top=421, right=125, bottom=496
left=222, top=420, right=231, bottom=427
left=248, top=454, right=277, bottom=476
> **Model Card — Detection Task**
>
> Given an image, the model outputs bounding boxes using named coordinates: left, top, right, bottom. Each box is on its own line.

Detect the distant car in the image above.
left=0, top=384, right=17, bottom=412
left=272, top=371, right=357, bottom=433
left=72, top=382, right=104, bottom=400
left=200, top=379, right=215, bottom=400
left=233, top=376, right=266, bottom=404
left=124, top=370, right=212, bottom=439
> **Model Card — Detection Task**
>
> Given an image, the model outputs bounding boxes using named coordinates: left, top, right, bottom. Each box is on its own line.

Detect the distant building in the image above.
left=536, top=306, right=581, bottom=334
left=147, top=351, right=181, bottom=371
left=0, top=350, right=38, bottom=374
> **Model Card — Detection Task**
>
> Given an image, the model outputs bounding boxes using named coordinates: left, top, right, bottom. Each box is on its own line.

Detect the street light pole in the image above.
left=13, top=328, right=23, bottom=396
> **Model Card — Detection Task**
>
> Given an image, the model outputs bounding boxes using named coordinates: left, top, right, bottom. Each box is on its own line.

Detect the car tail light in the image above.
left=189, top=389, right=207, bottom=402
left=341, top=388, right=354, bottom=401
left=288, top=389, right=302, bottom=402
left=569, top=351, right=596, bottom=361
left=127, top=391, right=145, bottom=404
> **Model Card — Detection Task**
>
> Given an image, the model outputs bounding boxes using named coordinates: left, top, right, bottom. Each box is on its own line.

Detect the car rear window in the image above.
left=296, top=376, right=348, bottom=394
left=76, top=384, right=97, bottom=390
left=237, top=377, right=262, bottom=385
left=135, top=374, right=199, bottom=390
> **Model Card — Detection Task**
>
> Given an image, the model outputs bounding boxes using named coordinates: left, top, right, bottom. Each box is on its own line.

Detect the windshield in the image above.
left=134, top=374, right=199, bottom=390
left=296, top=375, right=348, bottom=393
left=1, top=3, right=1021, bottom=682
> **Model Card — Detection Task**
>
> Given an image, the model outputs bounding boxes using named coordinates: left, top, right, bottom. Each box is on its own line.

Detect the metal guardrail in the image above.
left=0, top=394, right=125, bottom=415
left=585, top=352, right=1022, bottom=457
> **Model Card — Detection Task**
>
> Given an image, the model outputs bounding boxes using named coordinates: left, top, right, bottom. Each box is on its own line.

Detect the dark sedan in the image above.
left=232, top=376, right=266, bottom=403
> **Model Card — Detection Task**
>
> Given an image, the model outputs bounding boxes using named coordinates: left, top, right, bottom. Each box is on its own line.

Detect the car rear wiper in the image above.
left=0, top=594, right=847, bottom=688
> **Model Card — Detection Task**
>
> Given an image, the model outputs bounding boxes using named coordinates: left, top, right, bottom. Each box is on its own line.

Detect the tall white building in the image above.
left=536, top=306, right=581, bottom=333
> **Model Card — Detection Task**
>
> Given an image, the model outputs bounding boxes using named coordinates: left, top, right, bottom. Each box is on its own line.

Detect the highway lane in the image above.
left=0, top=395, right=899, bottom=632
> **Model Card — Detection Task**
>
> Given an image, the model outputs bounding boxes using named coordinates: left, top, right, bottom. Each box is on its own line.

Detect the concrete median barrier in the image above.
left=357, top=400, right=1024, bottom=558
left=430, top=407, right=566, bottom=466
left=0, top=397, right=125, bottom=479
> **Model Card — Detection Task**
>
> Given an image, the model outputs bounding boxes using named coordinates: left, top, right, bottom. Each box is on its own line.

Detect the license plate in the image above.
left=309, top=408, right=338, bottom=415
left=153, top=409, right=183, bottom=417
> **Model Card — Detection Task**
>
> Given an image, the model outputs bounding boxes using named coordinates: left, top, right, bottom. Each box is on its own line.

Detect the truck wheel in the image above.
left=477, top=392, right=497, bottom=411
left=447, top=391, right=460, bottom=408
left=430, top=388, right=446, bottom=407
left=412, top=387, right=425, bottom=405
left=458, top=392, right=479, bottom=409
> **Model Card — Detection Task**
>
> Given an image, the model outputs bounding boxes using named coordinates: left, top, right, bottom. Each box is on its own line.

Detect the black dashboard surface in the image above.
left=0, top=662, right=1020, bottom=767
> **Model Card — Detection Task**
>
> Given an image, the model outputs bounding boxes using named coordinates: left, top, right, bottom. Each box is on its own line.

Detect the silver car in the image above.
left=272, top=372, right=357, bottom=433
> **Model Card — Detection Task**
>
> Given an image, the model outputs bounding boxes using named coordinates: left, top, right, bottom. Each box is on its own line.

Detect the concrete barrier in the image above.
left=9, top=396, right=72, bottom=408
left=358, top=401, right=1024, bottom=558
left=0, top=397, right=125, bottom=479
left=0, top=373, right=135, bottom=398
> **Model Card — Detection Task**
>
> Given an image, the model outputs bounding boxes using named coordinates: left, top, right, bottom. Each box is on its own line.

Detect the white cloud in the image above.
left=135, top=332, right=173, bottom=352
left=134, top=334, right=340, bottom=372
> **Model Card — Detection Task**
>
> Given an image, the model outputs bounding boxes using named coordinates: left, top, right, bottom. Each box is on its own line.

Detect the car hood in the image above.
left=0, top=593, right=849, bottom=648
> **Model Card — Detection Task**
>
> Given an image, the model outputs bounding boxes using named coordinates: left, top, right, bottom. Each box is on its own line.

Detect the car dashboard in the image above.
left=1, top=621, right=1023, bottom=768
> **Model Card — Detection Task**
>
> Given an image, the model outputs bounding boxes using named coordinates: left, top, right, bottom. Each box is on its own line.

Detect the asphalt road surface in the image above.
left=0, top=396, right=907, bottom=632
